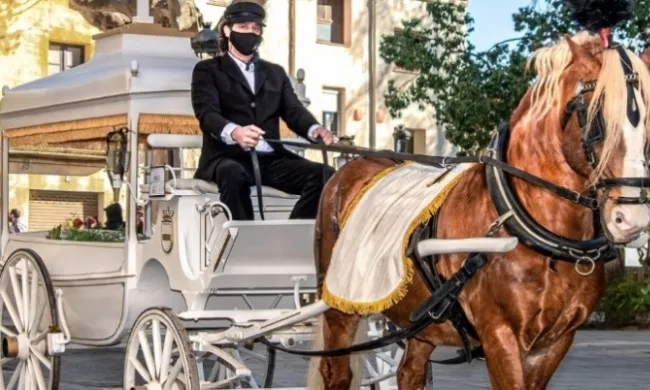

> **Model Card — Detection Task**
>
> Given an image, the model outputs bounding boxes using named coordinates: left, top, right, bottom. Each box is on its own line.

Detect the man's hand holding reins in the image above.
left=311, top=127, right=334, bottom=145
left=232, top=125, right=265, bottom=149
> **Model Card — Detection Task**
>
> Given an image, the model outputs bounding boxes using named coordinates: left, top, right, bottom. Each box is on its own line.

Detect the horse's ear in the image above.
left=566, top=36, right=600, bottom=73
left=641, top=46, right=650, bottom=68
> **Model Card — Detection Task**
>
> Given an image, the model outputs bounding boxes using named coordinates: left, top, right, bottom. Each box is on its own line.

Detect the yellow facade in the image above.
left=1, top=0, right=113, bottom=230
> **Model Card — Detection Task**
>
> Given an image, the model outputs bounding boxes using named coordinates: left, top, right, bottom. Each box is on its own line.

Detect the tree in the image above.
left=379, top=0, right=650, bottom=155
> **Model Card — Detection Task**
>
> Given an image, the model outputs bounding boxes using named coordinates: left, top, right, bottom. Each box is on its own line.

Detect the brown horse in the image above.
left=307, top=32, right=650, bottom=389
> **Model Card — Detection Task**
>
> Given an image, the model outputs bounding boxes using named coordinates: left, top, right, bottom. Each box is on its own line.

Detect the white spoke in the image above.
left=9, top=266, right=25, bottom=326
left=159, top=330, right=174, bottom=383
left=129, top=355, right=152, bottom=382
left=0, top=324, right=17, bottom=338
left=27, top=264, right=38, bottom=334
left=24, top=358, right=32, bottom=390
left=137, top=328, right=157, bottom=381
left=163, top=359, right=184, bottom=390
left=153, top=319, right=162, bottom=379
left=31, top=329, right=49, bottom=345
left=29, top=293, right=46, bottom=337
left=17, top=361, right=26, bottom=390
left=21, top=260, right=29, bottom=335
left=30, top=346, right=52, bottom=371
left=1, top=290, right=24, bottom=333
left=30, top=355, right=48, bottom=390
left=6, top=361, right=23, bottom=390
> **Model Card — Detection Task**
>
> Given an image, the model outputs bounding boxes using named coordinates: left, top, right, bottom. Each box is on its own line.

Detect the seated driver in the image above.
left=191, top=1, right=335, bottom=221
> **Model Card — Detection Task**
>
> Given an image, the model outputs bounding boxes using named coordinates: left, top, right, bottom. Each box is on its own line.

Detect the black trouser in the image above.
left=213, top=153, right=335, bottom=220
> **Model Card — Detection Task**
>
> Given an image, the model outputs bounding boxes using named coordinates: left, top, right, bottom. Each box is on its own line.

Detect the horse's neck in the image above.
left=505, top=119, right=595, bottom=241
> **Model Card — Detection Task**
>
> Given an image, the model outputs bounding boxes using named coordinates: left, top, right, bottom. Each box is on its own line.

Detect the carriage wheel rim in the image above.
left=0, top=249, right=60, bottom=390
left=124, top=308, right=198, bottom=390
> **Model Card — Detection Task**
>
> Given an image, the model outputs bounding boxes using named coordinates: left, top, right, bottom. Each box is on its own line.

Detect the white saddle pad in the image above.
left=322, top=162, right=471, bottom=315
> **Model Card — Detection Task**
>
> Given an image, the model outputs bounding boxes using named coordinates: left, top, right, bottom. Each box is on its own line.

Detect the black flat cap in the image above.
left=224, top=2, right=266, bottom=26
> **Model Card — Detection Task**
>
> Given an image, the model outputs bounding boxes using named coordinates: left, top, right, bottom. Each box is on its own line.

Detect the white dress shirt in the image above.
left=221, top=53, right=320, bottom=152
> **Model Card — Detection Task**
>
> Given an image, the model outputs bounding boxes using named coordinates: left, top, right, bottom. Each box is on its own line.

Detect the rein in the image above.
left=267, top=139, right=600, bottom=210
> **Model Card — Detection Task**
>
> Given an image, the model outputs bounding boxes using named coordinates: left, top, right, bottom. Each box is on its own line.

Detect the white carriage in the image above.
left=0, top=18, right=521, bottom=390
left=0, top=22, right=413, bottom=390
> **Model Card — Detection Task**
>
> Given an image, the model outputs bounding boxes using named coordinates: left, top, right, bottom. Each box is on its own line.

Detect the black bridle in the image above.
left=561, top=45, right=650, bottom=206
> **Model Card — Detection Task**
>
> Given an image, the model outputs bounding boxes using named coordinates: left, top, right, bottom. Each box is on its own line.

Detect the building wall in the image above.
left=1, top=0, right=112, bottom=230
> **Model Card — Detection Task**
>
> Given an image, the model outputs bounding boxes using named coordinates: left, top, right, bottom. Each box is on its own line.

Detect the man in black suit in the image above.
left=191, top=1, right=335, bottom=221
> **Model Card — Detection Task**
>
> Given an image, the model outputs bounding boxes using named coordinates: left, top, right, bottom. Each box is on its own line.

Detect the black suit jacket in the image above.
left=190, top=54, right=320, bottom=182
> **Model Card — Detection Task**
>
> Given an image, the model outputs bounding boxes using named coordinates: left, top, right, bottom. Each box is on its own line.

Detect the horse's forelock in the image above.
left=589, top=47, right=650, bottom=181
left=522, top=32, right=650, bottom=183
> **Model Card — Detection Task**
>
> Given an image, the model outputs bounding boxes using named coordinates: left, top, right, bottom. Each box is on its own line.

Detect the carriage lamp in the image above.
left=191, top=23, right=219, bottom=59
left=106, top=127, right=130, bottom=203
left=335, top=135, right=355, bottom=169
left=393, top=125, right=413, bottom=154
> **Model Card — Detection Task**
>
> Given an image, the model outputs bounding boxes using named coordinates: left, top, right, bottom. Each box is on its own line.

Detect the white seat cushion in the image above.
left=170, top=178, right=220, bottom=193
left=166, top=179, right=299, bottom=199
left=140, top=177, right=299, bottom=200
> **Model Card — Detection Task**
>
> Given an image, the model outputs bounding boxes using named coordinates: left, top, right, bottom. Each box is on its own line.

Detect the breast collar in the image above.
left=485, top=122, right=617, bottom=264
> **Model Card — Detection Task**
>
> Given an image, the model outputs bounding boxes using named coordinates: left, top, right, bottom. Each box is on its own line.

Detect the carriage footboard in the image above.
left=182, top=300, right=328, bottom=345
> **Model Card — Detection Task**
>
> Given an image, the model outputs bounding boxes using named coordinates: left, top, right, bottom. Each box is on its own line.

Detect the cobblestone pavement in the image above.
left=4, top=330, right=647, bottom=389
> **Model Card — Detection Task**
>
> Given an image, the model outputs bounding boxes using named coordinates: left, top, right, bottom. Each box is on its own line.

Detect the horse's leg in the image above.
left=397, top=337, right=435, bottom=390
left=481, top=326, right=526, bottom=390
left=319, top=309, right=362, bottom=390
left=523, top=332, right=575, bottom=389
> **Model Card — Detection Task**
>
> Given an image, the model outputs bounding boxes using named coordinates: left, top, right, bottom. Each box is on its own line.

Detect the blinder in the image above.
left=561, top=45, right=649, bottom=207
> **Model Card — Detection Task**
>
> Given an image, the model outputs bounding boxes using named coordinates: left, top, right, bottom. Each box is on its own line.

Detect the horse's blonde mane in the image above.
left=525, top=31, right=650, bottom=180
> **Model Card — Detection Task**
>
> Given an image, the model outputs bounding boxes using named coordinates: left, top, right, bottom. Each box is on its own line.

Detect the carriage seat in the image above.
left=172, top=178, right=299, bottom=199
left=140, top=178, right=299, bottom=199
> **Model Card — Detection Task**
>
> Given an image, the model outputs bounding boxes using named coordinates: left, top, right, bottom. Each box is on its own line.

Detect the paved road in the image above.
left=5, top=330, right=649, bottom=389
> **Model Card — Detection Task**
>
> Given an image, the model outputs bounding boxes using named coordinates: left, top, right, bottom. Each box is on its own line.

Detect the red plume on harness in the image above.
left=598, top=28, right=611, bottom=48
left=565, top=0, right=634, bottom=47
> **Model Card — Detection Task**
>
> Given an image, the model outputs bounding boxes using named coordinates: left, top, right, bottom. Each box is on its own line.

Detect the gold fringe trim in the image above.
left=138, top=114, right=202, bottom=135
left=5, top=114, right=206, bottom=147
left=4, top=115, right=128, bottom=139
left=9, top=126, right=125, bottom=147
left=322, top=167, right=467, bottom=315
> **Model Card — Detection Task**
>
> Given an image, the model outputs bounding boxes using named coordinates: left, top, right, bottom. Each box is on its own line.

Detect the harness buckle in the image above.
left=575, top=257, right=596, bottom=276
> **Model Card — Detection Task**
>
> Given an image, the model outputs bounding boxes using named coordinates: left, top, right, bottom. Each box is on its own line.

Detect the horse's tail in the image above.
left=306, top=314, right=368, bottom=390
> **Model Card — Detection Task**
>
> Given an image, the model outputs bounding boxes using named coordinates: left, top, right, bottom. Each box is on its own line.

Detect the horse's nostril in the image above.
left=615, top=211, right=626, bottom=226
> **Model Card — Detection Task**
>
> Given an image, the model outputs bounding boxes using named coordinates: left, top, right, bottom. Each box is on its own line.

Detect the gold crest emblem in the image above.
left=161, top=207, right=174, bottom=253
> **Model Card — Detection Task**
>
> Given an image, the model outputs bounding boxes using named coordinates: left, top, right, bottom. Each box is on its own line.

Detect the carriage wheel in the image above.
left=362, top=317, right=433, bottom=390
left=196, top=342, right=277, bottom=388
left=123, top=307, right=199, bottom=390
left=0, top=248, right=61, bottom=390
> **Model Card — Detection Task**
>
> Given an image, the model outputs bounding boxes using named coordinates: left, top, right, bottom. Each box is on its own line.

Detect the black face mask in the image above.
left=229, top=30, right=261, bottom=56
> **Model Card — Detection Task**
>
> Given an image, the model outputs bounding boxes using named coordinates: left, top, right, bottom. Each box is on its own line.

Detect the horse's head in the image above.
left=528, top=33, right=650, bottom=247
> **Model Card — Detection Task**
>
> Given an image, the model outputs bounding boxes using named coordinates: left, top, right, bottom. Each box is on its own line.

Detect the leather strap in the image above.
left=250, top=149, right=265, bottom=220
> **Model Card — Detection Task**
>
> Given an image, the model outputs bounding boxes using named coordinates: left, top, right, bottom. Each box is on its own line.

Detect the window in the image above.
left=411, top=128, right=426, bottom=154
left=317, top=0, right=348, bottom=45
left=48, top=43, right=85, bottom=75
left=321, top=88, right=343, bottom=136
